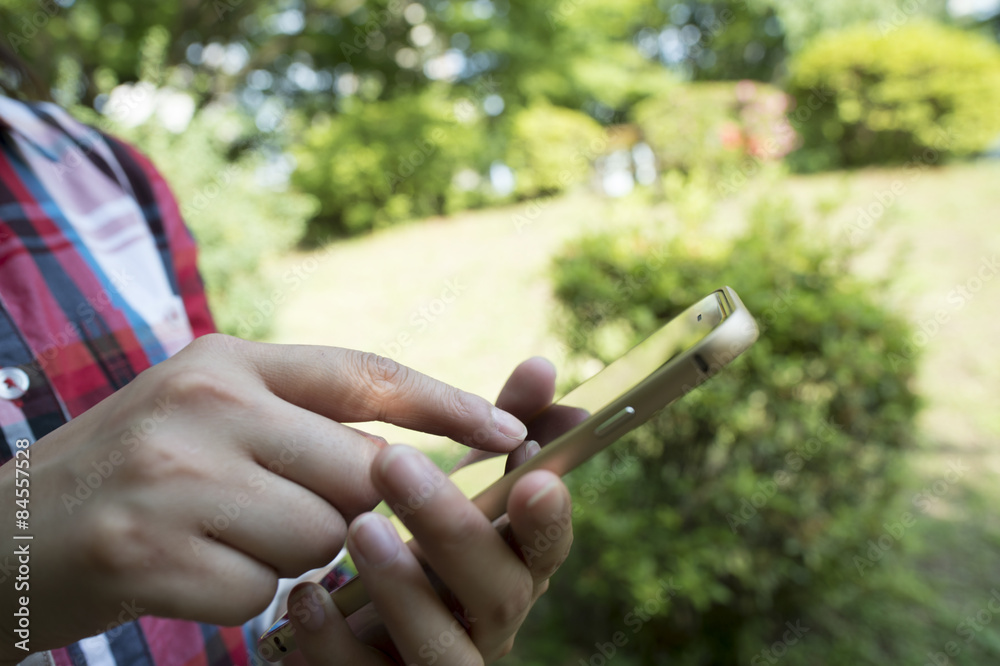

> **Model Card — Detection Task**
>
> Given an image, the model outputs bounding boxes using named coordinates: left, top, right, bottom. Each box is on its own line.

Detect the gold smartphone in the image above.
left=258, top=287, right=758, bottom=660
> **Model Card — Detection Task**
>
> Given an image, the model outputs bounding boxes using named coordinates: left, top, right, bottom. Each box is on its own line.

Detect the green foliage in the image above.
left=79, top=103, right=316, bottom=339
left=759, top=0, right=948, bottom=51
left=525, top=192, right=921, bottom=664
left=291, top=88, right=497, bottom=238
left=654, top=1, right=788, bottom=82
left=504, top=103, right=605, bottom=198
left=787, top=21, right=1000, bottom=170
left=633, top=81, right=796, bottom=182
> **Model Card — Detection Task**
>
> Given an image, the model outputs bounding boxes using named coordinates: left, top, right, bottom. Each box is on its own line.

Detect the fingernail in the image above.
left=378, top=444, right=408, bottom=476
left=379, top=445, right=443, bottom=503
left=494, top=407, right=528, bottom=441
left=350, top=513, right=399, bottom=568
left=365, top=433, right=389, bottom=449
left=527, top=477, right=563, bottom=509
left=288, top=583, right=327, bottom=633
left=525, top=440, right=541, bottom=459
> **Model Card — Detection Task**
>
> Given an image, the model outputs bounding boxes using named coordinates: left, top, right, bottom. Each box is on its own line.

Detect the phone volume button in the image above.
left=594, top=406, right=636, bottom=437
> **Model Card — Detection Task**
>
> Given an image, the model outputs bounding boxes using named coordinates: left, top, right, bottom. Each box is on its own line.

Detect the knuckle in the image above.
left=488, top=571, right=533, bottom=627
left=356, top=352, right=409, bottom=408
left=186, top=332, right=246, bottom=356
left=444, top=386, right=478, bottom=423
left=156, top=367, right=221, bottom=401
left=153, top=364, right=253, bottom=413
left=123, top=439, right=210, bottom=486
left=80, top=505, right=157, bottom=576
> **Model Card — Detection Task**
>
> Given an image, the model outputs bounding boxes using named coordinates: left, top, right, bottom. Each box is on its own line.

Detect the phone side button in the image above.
left=594, top=406, right=636, bottom=437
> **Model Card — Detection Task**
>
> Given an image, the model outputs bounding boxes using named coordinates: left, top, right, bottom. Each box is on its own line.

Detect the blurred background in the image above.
left=4, top=0, right=1000, bottom=663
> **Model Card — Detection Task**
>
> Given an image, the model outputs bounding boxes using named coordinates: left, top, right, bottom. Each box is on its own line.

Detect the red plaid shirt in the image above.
left=0, top=96, right=250, bottom=666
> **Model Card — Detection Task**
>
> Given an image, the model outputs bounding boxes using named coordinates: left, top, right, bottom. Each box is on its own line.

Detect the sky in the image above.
left=949, top=0, right=1000, bottom=19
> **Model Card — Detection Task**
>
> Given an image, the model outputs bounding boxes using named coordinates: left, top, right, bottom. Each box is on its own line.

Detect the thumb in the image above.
left=286, top=582, right=381, bottom=665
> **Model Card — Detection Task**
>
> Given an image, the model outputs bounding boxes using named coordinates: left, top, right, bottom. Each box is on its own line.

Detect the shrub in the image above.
left=292, top=89, right=496, bottom=238
left=504, top=103, right=606, bottom=199
left=631, top=81, right=797, bottom=181
left=518, top=192, right=921, bottom=664
left=787, top=21, right=1000, bottom=171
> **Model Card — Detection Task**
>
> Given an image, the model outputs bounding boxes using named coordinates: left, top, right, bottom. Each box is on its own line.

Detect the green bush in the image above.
left=632, top=81, right=797, bottom=181
left=787, top=21, right=1000, bottom=171
left=517, top=193, right=921, bottom=664
left=504, top=103, right=606, bottom=198
left=292, top=88, right=496, bottom=238
left=89, top=101, right=316, bottom=340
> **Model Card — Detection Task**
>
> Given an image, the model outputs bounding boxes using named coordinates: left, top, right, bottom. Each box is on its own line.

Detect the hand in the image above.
left=0, top=335, right=529, bottom=661
left=285, top=357, right=577, bottom=665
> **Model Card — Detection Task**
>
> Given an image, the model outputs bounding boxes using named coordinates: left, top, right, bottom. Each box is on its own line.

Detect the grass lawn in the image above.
left=266, top=160, right=1000, bottom=662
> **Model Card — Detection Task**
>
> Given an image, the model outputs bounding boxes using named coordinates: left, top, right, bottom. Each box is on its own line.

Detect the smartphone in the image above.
left=258, top=286, right=758, bottom=660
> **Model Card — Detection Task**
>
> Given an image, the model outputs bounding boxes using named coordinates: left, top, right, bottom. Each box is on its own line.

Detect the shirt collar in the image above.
left=0, top=95, right=65, bottom=161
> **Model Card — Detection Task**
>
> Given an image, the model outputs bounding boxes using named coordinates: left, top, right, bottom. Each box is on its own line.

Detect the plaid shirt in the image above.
left=0, top=96, right=249, bottom=666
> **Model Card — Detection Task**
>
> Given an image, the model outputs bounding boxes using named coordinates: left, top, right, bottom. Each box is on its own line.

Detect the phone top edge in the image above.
left=470, top=288, right=758, bottom=520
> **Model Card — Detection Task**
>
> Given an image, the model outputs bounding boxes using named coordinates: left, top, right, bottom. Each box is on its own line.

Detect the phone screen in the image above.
left=464, top=290, right=741, bottom=520
left=553, top=292, right=727, bottom=416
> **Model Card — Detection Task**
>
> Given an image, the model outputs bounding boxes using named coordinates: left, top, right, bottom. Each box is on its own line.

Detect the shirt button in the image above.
left=0, top=367, right=30, bottom=400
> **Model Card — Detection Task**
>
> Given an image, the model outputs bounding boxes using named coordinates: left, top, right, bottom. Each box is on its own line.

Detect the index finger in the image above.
left=234, top=338, right=528, bottom=452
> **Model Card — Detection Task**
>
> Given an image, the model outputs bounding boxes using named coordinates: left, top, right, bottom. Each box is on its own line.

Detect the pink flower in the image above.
left=719, top=121, right=744, bottom=150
